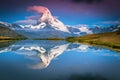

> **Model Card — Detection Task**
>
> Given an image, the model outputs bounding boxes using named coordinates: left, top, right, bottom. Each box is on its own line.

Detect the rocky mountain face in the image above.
left=9, top=7, right=71, bottom=38
left=0, top=6, right=120, bottom=38
left=67, top=24, right=120, bottom=36
left=1, top=20, right=120, bottom=39
left=0, top=22, right=26, bottom=39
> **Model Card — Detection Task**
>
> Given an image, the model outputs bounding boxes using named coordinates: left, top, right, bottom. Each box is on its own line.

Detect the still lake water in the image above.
left=0, top=40, right=120, bottom=80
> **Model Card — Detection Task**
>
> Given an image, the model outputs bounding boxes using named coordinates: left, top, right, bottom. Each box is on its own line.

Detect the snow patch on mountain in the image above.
left=78, top=26, right=93, bottom=34
left=0, top=21, right=11, bottom=27
left=20, top=22, right=46, bottom=29
left=67, top=24, right=93, bottom=36
left=27, top=6, right=70, bottom=33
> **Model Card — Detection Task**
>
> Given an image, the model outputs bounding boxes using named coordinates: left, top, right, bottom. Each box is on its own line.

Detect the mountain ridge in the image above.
left=0, top=22, right=27, bottom=40
left=0, top=21, right=120, bottom=39
left=0, top=6, right=120, bottom=39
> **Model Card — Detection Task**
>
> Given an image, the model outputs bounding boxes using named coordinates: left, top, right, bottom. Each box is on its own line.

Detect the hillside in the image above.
left=0, top=26, right=27, bottom=40
left=66, top=31, right=120, bottom=52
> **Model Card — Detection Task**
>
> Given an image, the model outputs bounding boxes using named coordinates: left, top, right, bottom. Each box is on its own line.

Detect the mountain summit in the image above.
left=8, top=6, right=71, bottom=38
left=28, top=6, right=69, bottom=33
left=0, top=6, right=120, bottom=39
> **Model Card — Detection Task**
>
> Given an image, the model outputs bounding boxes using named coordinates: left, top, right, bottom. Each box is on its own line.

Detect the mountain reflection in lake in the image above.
left=0, top=40, right=120, bottom=80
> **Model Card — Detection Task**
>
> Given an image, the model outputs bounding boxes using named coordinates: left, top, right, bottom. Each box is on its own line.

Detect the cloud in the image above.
left=14, top=6, right=51, bottom=25
left=14, top=15, right=40, bottom=25
left=101, top=20, right=120, bottom=24
left=28, top=6, right=49, bottom=14
left=14, top=19, right=37, bottom=25
left=25, top=15, right=40, bottom=20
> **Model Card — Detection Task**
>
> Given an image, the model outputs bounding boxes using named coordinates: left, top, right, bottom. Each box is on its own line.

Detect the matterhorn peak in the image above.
left=28, top=6, right=70, bottom=32
left=29, top=6, right=53, bottom=23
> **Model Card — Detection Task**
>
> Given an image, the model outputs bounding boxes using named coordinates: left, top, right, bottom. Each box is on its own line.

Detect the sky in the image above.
left=0, top=0, right=120, bottom=27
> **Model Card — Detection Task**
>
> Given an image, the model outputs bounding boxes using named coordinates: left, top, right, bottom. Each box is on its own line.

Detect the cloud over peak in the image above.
left=28, top=6, right=49, bottom=14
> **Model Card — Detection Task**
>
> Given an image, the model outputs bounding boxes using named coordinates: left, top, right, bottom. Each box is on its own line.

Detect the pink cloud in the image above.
left=28, top=6, right=49, bottom=14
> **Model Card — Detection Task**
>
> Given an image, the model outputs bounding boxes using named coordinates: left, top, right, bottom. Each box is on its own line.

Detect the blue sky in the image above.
left=0, top=0, right=120, bottom=27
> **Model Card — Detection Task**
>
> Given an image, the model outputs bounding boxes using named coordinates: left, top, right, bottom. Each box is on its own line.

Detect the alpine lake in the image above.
left=0, top=40, right=120, bottom=80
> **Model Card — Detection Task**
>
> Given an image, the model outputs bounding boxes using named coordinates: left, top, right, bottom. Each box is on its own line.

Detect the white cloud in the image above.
left=101, top=20, right=120, bottom=24
left=14, top=19, right=37, bottom=25
left=25, top=15, right=40, bottom=20
left=66, top=24, right=89, bottom=28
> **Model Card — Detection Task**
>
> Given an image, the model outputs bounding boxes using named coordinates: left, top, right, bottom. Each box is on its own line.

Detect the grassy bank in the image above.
left=0, top=37, right=26, bottom=48
left=66, top=31, right=120, bottom=52
left=0, top=36, right=27, bottom=40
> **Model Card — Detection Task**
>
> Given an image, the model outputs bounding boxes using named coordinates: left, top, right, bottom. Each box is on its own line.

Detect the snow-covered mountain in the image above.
left=0, top=5, right=120, bottom=38
left=67, top=25, right=93, bottom=36
left=9, top=7, right=71, bottom=38
left=37, top=7, right=69, bottom=33
left=89, top=25, right=120, bottom=34
left=0, top=21, right=11, bottom=27
left=1, top=20, right=120, bottom=38
left=18, top=9, right=70, bottom=33
left=0, top=21, right=27, bottom=39
left=67, top=24, right=120, bottom=36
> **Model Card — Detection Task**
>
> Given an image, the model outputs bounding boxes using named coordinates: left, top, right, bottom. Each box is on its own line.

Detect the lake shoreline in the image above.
left=66, top=31, right=120, bottom=52
left=1, top=30, right=120, bottom=52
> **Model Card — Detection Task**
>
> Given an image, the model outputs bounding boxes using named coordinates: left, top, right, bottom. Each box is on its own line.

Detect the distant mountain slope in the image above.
left=10, top=6, right=71, bottom=38
left=66, top=30, right=120, bottom=52
left=1, top=20, right=120, bottom=39
left=89, top=25, right=120, bottom=33
left=0, top=5, right=120, bottom=39
left=0, top=4, right=120, bottom=39
left=0, top=23, right=27, bottom=39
